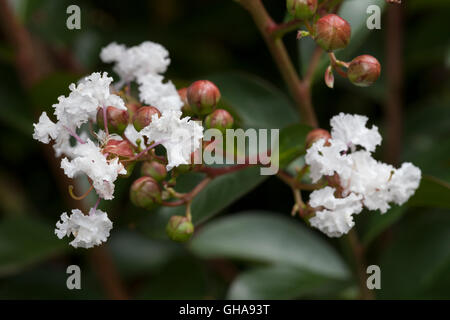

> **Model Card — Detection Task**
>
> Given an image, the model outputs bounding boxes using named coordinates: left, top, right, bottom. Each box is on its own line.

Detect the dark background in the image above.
left=0, top=0, right=449, bottom=299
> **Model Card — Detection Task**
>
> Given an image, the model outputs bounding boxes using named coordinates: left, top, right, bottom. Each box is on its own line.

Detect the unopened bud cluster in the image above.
left=291, top=5, right=381, bottom=88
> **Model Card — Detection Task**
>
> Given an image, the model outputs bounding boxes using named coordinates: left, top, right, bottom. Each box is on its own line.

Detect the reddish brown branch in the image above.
left=384, top=4, right=404, bottom=165
left=237, top=0, right=318, bottom=127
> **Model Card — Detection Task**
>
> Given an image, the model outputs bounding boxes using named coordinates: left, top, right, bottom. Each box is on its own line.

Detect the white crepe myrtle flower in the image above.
left=305, top=113, right=421, bottom=237
left=32, top=72, right=126, bottom=157
left=61, top=139, right=126, bottom=200
left=386, top=162, right=422, bottom=205
left=100, top=41, right=170, bottom=85
left=309, top=187, right=363, bottom=238
left=330, top=113, right=381, bottom=152
left=54, top=72, right=125, bottom=129
left=141, top=110, right=204, bottom=170
left=305, top=138, right=352, bottom=183
left=137, top=73, right=183, bottom=114
left=55, top=208, right=112, bottom=249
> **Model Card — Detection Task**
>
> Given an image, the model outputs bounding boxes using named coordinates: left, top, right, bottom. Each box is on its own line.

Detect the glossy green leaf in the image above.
left=136, top=255, right=208, bottom=299
left=227, top=265, right=351, bottom=300
left=208, top=72, right=298, bottom=129
left=278, top=123, right=312, bottom=168
left=190, top=212, right=350, bottom=279
left=139, top=167, right=268, bottom=238
left=360, top=206, right=407, bottom=246
left=0, top=217, right=67, bottom=277
left=109, top=230, right=181, bottom=278
left=407, top=175, right=450, bottom=209
left=379, top=209, right=450, bottom=299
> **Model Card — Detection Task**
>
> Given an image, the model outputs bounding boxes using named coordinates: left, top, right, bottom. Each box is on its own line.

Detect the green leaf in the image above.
left=379, top=209, right=450, bottom=299
left=227, top=265, right=351, bottom=300
left=208, top=72, right=298, bottom=129
left=136, top=255, right=209, bottom=299
left=190, top=211, right=350, bottom=279
left=109, top=230, right=181, bottom=278
left=0, top=217, right=67, bottom=277
left=360, top=206, right=407, bottom=246
left=139, top=167, right=268, bottom=238
left=278, top=123, right=312, bottom=168
left=407, top=175, right=450, bottom=209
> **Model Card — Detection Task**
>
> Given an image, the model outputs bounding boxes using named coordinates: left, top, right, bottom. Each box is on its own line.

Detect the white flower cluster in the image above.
left=100, top=41, right=183, bottom=114
left=32, top=41, right=204, bottom=249
left=305, top=113, right=421, bottom=238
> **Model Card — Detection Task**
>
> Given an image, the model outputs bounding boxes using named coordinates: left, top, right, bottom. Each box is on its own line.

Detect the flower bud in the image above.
left=130, top=176, right=162, bottom=210
left=287, top=0, right=317, bottom=19
left=204, top=109, right=234, bottom=134
left=187, top=80, right=221, bottom=116
left=133, top=106, right=161, bottom=131
left=347, top=55, right=381, bottom=87
left=97, top=107, right=129, bottom=135
left=314, top=14, right=351, bottom=52
left=126, top=103, right=140, bottom=119
left=103, top=139, right=134, bottom=158
left=103, top=139, right=136, bottom=177
left=166, top=215, right=194, bottom=242
left=306, top=128, right=331, bottom=149
left=178, top=88, right=194, bottom=117
left=141, top=161, right=167, bottom=182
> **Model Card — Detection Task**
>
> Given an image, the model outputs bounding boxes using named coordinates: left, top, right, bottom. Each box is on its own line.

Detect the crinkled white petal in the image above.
left=387, top=162, right=421, bottom=206
left=305, top=138, right=352, bottom=183
left=342, top=151, right=395, bottom=213
left=124, top=123, right=145, bottom=149
left=140, top=110, right=203, bottom=170
left=32, top=112, right=59, bottom=144
left=55, top=209, right=112, bottom=249
left=137, top=74, right=183, bottom=114
left=309, top=187, right=363, bottom=237
left=330, top=113, right=381, bottom=152
left=60, top=139, right=126, bottom=200
left=100, top=41, right=170, bottom=84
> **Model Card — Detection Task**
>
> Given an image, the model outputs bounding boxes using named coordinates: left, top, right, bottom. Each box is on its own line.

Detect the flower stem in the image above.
left=237, top=0, right=318, bottom=127
left=347, top=230, right=375, bottom=300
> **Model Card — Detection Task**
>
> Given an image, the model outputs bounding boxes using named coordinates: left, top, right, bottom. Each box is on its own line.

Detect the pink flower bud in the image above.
left=315, top=14, right=351, bottom=52
left=347, top=55, right=381, bottom=87
left=132, top=106, right=161, bottom=131
left=96, top=106, right=129, bottom=135
left=204, top=109, right=234, bottom=134
left=178, top=87, right=194, bottom=116
left=187, top=80, right=221, bottom=116
left=130, top=176, right=162, bottom=210
left=306, top=128, right=331, bottom=149
left=103, top=139, right=135, bottom=177
left=287, top=0, right=317, bottom=19
left=141, top=161, right=167, bottom=182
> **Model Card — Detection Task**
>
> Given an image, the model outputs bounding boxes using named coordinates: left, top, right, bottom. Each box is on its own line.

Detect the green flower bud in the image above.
left=347, top=55, right=381, bottom=87
left=130, top=176, right=162, bottom=210
left=287, top=0, right=317, bottom=19
left=132, top=106, right=161, bottom=131
left=141, top=161, right=167, bottom=182
left=166, top=215, right=194, bottom=242
left=315, top=14, right=351, bottom=52
left=204, top=109, right=234, bottom=134
left=187, top=80, right=221, bottom=116
left=96, top=106, right=129, bottom=135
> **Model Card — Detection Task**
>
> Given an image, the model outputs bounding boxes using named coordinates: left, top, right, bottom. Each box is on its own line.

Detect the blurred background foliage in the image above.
left=0, top=0, right=449, bottom=299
